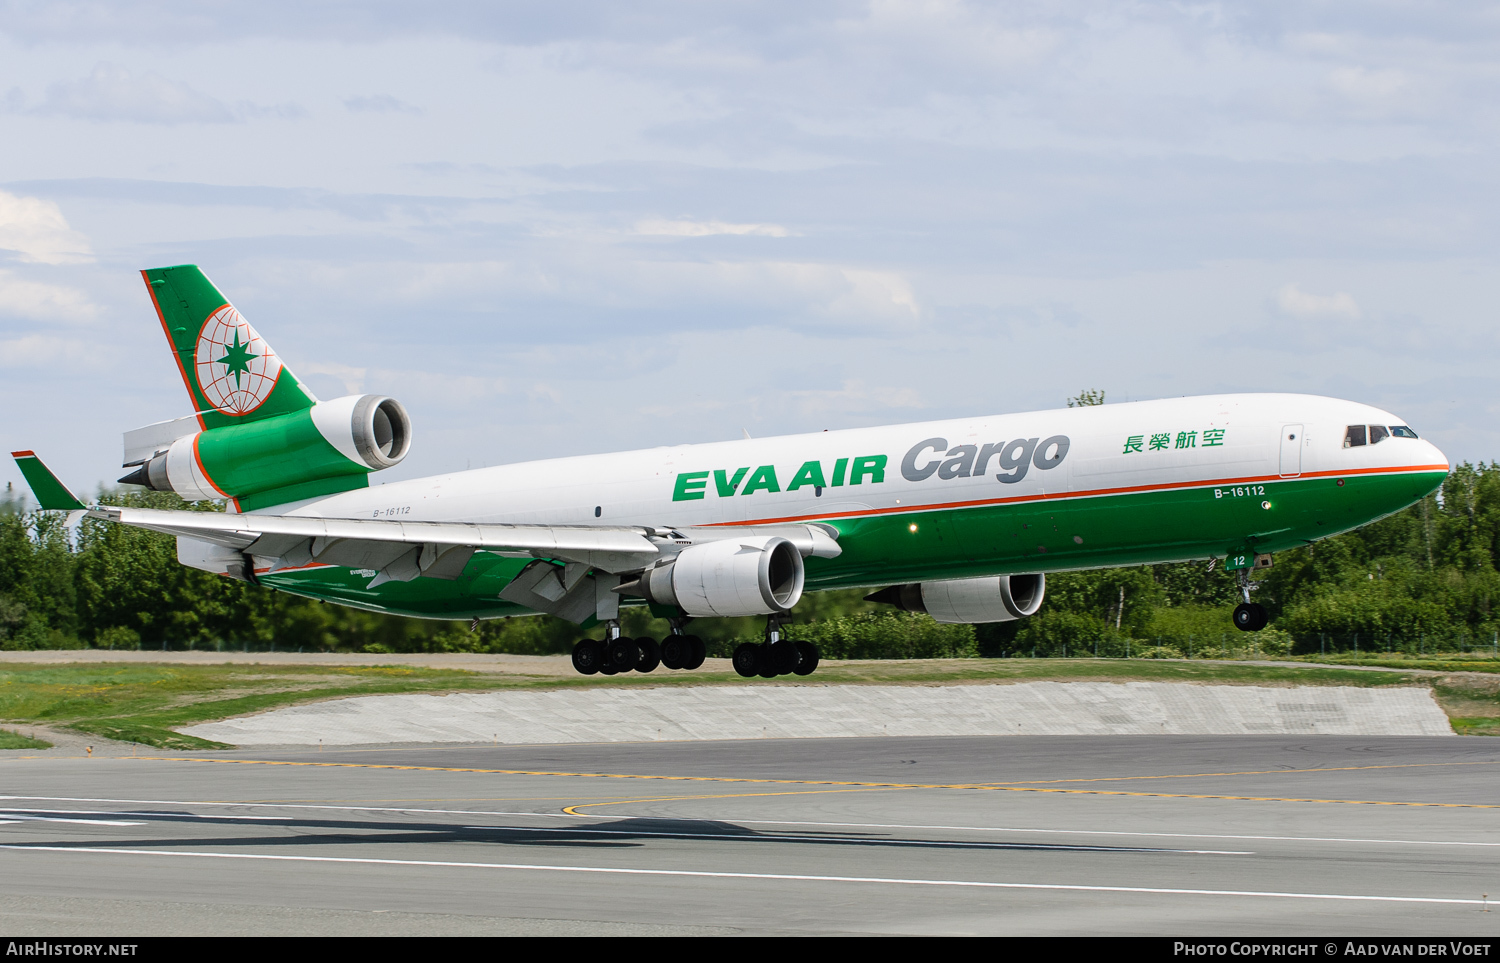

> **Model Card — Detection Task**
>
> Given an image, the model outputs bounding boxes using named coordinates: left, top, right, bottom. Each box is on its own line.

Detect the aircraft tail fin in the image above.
left=11, top=451, right=86, bottom=511
left=141, top=265, right=317, bottom=430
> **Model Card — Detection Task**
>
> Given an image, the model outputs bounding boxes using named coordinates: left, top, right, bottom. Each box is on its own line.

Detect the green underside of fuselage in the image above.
left=257, top=470, right=1446, bottom=621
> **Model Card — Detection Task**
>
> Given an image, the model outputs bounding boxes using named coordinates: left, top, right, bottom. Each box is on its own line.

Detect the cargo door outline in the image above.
left=1279, top=423, right=1304, bottom=478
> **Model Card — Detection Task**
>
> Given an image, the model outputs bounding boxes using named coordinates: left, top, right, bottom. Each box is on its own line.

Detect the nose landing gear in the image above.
left=1233, top=603, right=1268, bottom=631
left=1231, top=561, right=1268, bottom=632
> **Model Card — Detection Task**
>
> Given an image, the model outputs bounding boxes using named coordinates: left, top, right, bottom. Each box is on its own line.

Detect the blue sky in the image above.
left=2, top=1, right=1498, bottom=498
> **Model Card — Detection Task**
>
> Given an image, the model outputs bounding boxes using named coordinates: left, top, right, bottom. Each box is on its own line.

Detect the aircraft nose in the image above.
left=1423, top=438, right=1450, bottom=473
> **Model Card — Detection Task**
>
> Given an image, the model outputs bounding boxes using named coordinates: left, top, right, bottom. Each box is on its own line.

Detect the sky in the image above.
left=2, top=1, right=1499, bottom=499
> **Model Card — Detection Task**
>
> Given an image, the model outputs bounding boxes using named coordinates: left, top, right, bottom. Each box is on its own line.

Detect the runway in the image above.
left=3, top=735, right=1499, bottom=936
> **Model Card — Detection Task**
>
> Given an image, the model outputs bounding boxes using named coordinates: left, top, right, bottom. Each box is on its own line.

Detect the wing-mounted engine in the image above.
left=866, top=573, right=1045, bottom=624
left=630, top=535, right=806, bottom=617
left=118, top=394, right=411, bottom=511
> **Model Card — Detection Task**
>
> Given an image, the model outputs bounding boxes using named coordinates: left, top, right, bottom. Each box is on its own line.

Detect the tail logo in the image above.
left=193, top=305, right=282, bottom=415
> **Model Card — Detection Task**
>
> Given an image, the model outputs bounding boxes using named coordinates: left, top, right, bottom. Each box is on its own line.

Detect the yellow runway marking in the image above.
left=562, top=787, right=897, bottom=815
left=125, top=757, right=1500, bottom=810
left=984, top=759, right=1500, bottom=786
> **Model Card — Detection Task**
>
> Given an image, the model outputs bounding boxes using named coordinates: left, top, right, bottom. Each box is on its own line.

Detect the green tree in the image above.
left=1067, top=389, right=1106, bottom=408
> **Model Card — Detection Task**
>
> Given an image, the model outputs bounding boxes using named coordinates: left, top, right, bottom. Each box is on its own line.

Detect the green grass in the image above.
left=0, top=727, right=52, bottom=750
left=1286, top=654, right=1500, bottom=674
left=5, top=657, right=1487, bottom=748
left=805, top=658, right=1429, bottom=688
left=0, top=663, right=566, bottom=749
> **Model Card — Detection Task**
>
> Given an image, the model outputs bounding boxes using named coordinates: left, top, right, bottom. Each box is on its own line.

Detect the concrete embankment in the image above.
left=181, top=681, right=1454, bottom=746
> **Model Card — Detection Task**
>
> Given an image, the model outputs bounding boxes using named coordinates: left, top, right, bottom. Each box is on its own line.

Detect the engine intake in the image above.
left=866, top=573, right=1045, bottom=624
left=312, top=394, right=411, bottom=470
left=639, top=535, right=805, bottom=617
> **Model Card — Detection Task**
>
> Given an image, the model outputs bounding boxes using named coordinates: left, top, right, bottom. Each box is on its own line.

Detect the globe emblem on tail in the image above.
left=193, top=305, right=282, bottom=415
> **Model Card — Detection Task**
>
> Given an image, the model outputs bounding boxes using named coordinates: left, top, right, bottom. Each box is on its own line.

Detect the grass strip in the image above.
left=1289, top=657, right=1500, bottom=674
left=0, top=728, right=52, bottom=750
left=1451, top=718, right=1500, bottom=736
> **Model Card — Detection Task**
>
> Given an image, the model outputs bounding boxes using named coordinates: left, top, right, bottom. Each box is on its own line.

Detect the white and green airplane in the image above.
left=13, top=266, right=1450, bottom=678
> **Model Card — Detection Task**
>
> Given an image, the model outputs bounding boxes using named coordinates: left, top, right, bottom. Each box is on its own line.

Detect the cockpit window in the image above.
left=1344, top=425, right=1367, bottom=448
left=1390, top=426, right=1419, bottom=439
left=1368, top=425, right=1390, bottom=445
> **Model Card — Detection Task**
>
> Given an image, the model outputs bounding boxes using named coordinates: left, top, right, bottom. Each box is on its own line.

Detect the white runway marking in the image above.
left=3, top=796, right=1495, bottom=850
left=0, top=808, right=287, bottom=822
left=0, top=844, right=1485, bottom=907
left=0, top=816, right=145, bottom=826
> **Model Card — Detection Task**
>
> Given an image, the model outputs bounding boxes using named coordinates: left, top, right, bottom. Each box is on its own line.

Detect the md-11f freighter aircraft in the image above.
left=13, top=266, right=1450, bottom=679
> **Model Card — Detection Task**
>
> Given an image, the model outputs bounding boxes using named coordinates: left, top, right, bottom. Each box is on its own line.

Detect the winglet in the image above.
left=10, top=451, right=87, bottom=511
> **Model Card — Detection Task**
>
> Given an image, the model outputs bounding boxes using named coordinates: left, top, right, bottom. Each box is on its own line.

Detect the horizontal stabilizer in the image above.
left=123, top=414, right=202, bottom=467
left=10, top=451, right=86, bottom=511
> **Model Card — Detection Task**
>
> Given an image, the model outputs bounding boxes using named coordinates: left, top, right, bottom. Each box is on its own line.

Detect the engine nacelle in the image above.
left=867, top=573, right=1045, bottom=624
left=121, top=394, right=411, bottom=508
left=307, top=393, right=412, bottom=471
left=640, top=535, right=805, bottom=617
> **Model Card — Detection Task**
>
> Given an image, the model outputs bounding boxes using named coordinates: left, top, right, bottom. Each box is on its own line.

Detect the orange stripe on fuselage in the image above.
left=710, top=462, right=1451, bottom=528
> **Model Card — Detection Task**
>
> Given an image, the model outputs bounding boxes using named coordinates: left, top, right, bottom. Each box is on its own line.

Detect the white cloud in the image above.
left=298, top=361, right=367, bottom=396
left=0, top=192, right=94, bottom=265
left=600, top=259, right=921, bottom=324
left=1328, top=67, right=1411, bottom=102
left=634, top=218, right=792, bottom=237
left=0, top=333, right=96, bottom=367
left=344, top=94, right=422, bottom=115
left=1274, top=283, right=1361, bottom=320
left=38, top=62, right=236, bottom=124
left=837, top=267, right=918, bottom=320
left=0, top=270, right=98, bottom=321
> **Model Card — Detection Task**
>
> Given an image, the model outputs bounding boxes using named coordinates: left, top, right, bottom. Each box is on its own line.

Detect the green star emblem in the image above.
left=216, top=330, right=258, bottom=389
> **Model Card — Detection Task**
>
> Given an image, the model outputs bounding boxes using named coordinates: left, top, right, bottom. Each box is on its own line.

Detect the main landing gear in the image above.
left=1232, top=561, right=1268, bottom=632
left=732, top=614, right=819, bottom=680
left=571, top=620, right=705, bottom=676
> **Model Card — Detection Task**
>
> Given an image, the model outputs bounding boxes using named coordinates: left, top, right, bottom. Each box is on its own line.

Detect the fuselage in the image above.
left=259, top=393, right=1449, bottom=620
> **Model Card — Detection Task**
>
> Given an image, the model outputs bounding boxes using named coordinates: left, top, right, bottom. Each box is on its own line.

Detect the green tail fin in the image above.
left=142, top=265, right=317, bottom=431
left=11, top=451, right=86, bottom=511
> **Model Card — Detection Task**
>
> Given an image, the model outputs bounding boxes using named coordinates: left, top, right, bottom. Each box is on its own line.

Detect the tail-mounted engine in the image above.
left=866, top=573, right=1045, bottom=624
left=119, top=394, right=411, bottom=511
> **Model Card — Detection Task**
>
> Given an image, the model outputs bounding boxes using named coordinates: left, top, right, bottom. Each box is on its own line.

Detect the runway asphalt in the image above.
left=2, top=734, right=1499, bottom=936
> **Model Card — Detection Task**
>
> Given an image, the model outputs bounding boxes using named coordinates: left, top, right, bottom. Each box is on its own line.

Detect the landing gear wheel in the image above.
left=792, top=641, right=819, bottom=676
left=756, top=642, right=778, bottom=678
left=732, top=642, right=760, bottom=678
left=684, top=635, right=706, bottom=670
left=571, top=639, right=603, bottom=675
left=607, top=637, right=640, bottom=672
left=1233, top=603, right=1268, bottom=632
left=635, top=636, right=661, bottom=673
left=768, top=639, right=800, bottom=675
left=660, top=635, right=688, bottom=670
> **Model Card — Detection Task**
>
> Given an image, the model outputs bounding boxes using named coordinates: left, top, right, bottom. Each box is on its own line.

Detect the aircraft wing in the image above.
left=89, top=506, right=840, bottom=585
